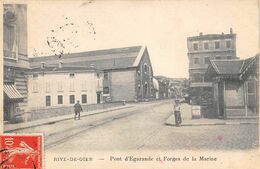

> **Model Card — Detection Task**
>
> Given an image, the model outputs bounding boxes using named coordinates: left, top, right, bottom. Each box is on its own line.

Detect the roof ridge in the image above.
left=29, top=45, right=143, bottom=59
left=239, top=60, right=245, bottom=73
left=210, top=60, right=220, bottom=74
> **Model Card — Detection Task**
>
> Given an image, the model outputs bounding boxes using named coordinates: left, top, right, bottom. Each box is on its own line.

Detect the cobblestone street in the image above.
left=142, top=124, right=259, bottom=150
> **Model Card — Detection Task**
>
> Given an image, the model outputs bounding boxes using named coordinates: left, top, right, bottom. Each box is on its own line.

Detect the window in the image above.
left=144, top=64, right=148, bottom=73
left=81, top=81, right=87, bottom=91
left=46, top=82, right=51, bottom=92
left=227, top=56, right=232, bottom=59
left=215, top=56, right=221, bottom=59
left=138, top=85, right=141, bottom=95
left=33, top=74, right=38, bottom=79
left=57, top=82, right=63, bottom=91
left=33, top=82, right=38, bottom=92
left=97, top=73, right=100, bottom=79
left=194, top=58, right=199, bottom=64
left=4, top=24, right=18, bottom=60
left=226, top=41, right=231, bottom=48
left=215, top=41, right=220, bottom=49
left=191, top=73, right=203, bottom=82
left=137, top=70, right=141, bottom=77
left=247, top=80, right=257, bottom=107
left=69, top=95, right=75, bottom=104
left=46, top=96, right=51, bottom=106
left=69, top=73, right=75, bottom=78
left=58, top=95, right=63, bottom=104
left=70, top=80, right=75, bottom=91
left=82, top=94, right=87, bottom=104
left=204, top=42, right=209, bottom=50
left=104, top=72, right=109, bottom=80
left=204, top=57, right=210, bottom=64
left=103, top=87, right=110, bottom=94
left=193, top=43, right=198, bottom=50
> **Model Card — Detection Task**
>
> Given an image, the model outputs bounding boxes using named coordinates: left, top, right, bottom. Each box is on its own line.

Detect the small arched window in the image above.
left=144, top=63, right=148, bottom=73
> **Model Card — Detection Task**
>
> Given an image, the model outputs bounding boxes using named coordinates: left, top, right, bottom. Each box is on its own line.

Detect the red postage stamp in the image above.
left=0, top=135, right=43, bottom=169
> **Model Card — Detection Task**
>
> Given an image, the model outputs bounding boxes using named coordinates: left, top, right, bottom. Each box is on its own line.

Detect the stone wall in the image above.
left=29, top=102, right=124, bottom=121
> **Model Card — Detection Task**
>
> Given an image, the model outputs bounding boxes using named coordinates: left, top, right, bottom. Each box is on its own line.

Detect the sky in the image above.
left=27, top=0, right=259, bottom=78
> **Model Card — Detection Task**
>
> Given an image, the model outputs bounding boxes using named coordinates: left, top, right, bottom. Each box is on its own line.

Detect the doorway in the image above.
left=218, top=81, right=225, bottom=118
left=96, top=92, right=101, bottom=104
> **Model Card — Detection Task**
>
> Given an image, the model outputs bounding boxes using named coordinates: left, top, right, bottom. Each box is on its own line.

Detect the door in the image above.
left=218, top=81, right=225, bottom=118
left=4, top=100, right=10, bottom=121
left=97, top=92, right=101, bottom=104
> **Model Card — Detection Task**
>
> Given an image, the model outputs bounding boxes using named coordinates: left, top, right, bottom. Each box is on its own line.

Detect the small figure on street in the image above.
left=74, top=100, right=83, bottom=120
left=173, top=99, right=182, bottom=127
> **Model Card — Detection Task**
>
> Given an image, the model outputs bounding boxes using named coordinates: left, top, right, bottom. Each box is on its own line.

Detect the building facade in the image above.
left=3, top=4, right=30, bottom=123
left=29, top=46, right=154, bottom=102
left=187, top=29, right=237, bottom=104
left=205, top=55, right=259, bottom=118
left=154, top=77, right=170, bottom=99
left=27, top=65, right=103, bottom=109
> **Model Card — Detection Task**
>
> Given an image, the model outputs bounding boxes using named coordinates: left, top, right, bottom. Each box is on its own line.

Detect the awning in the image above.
left=4, top=83, right=24, bottom=102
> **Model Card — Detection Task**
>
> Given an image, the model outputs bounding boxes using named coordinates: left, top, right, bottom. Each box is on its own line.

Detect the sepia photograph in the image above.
left=1, top=0, right=259, bottom=169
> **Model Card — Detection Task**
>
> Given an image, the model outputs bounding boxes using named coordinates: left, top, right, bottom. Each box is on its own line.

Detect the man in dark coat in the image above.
left=74, top=100, right=83, bottom=120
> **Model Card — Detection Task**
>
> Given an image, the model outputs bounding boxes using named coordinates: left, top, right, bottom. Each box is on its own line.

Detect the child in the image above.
left=173, top=99, right=182, bottom=127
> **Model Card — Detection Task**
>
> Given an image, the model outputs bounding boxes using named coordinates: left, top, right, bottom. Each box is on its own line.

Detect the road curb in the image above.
left=165, top=121, right=258, bottom=127
left=4, top=105, right=134, bottom=132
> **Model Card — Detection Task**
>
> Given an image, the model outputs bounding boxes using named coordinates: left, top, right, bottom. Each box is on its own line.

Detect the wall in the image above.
left=225, top=80, right=244, bottom=107
left=4, top=4, right=29, bottom=69
left=15, top=71, right=28, bottom=111
left=29, top=102, right=124, bottom=121
left=136, top=49, right=154, bottom=100
left=110, top=69, right=136, bottom=101
left=3, top=4, right=29, bottom=122
left=27, top=71, right=101, bottom=109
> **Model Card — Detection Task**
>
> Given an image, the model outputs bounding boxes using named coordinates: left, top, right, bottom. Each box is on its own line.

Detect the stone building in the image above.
left=205, top=55, right=259, bottom=118
left=29, top=46, right=154, bottom=102
left=27, top=64, right=103, bottom=108
left=187, top=28, right=237, bottom=104
left=3, top=4, right=29, bottom=123
left=25, top=63, right=103, bottom=121
left=155, top=77, right=170, bottom=99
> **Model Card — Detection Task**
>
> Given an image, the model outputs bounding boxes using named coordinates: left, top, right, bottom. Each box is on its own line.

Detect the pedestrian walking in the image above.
left=173, top=99, right=182, bottom=127
left=74, top=100, right=83, bottom=120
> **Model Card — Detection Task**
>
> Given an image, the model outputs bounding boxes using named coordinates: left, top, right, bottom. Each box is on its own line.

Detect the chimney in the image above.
left=230, top=27, right=233, bottom=34
left=58, top=61, right=63, bottom=68
left=40, top=62, right=45, bottom=69
left=199, top=32, right=203, bottom=36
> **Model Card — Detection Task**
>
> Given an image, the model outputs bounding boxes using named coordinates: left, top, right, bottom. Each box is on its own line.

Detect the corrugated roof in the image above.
left=29, top=46, right=145, bottom=70
left=211, top=60, right=244, bottom=74
left=206, top=55, right=259, bottom=78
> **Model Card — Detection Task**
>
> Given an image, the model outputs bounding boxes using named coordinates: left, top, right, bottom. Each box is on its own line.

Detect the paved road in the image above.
left=46, top=100, right=258, bottom=152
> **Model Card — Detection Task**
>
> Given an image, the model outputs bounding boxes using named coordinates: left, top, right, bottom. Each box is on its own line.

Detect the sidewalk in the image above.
left=4, top=105, right=134, bottom=132
left=165, top=116, right=258, bottom=126
left=165, top=103, right=259, bottom=127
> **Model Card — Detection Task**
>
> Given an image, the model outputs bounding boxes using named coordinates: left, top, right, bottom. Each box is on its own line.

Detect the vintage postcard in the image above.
left=0, top=0, right=259, bottom=169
